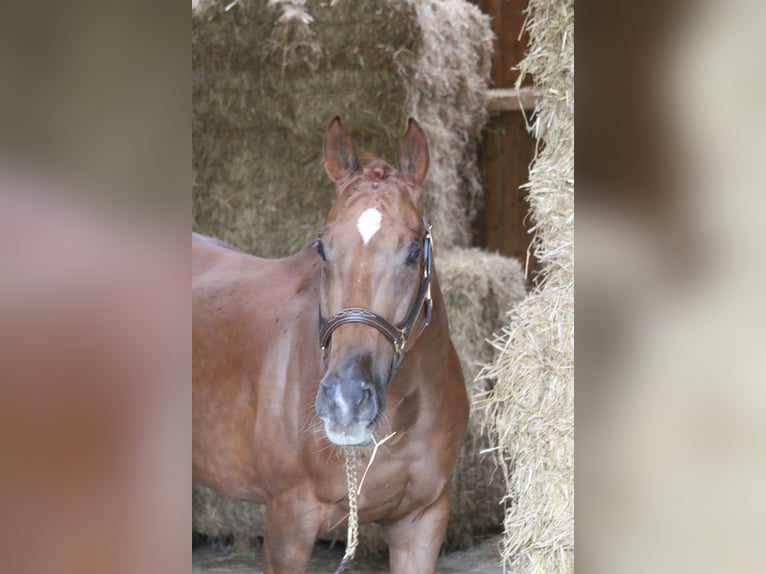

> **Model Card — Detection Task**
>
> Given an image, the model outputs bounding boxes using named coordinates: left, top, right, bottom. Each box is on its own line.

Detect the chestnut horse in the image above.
left=192, top=118, right=469, bottom=573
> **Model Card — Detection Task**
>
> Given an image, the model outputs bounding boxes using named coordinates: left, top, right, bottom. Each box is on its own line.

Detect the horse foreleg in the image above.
left=385, top=488, right=451, bottom=574
left=262, top=494, right=322, bottom=574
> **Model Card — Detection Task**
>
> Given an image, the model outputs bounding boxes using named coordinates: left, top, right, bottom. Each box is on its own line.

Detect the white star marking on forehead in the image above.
left=356, top=208, right=382, bottom=245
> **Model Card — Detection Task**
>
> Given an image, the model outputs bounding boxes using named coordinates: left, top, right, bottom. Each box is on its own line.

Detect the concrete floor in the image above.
left=193, top=535, right=505, bottom=574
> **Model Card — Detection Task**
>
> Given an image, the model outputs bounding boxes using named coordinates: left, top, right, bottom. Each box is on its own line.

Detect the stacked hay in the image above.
left=480, top=0, right=575, bottom=572
left=439, top=249, right=528, bottom=404
left=192, top=0, right=492, bottom=256
left=439, top=248, right=527, bottom=548
left=192, top=483, right=263, bottom=547
left=192, top=0, right=526, bottom=556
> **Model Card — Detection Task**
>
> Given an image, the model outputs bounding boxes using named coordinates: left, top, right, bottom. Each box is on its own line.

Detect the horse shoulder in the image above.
left=396, top=342, right=469, bottom=507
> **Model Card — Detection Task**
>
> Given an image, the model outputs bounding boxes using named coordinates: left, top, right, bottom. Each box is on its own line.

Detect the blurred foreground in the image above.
left=577, top=0, right=766, bottom=572
left=0, top=183, right=189, bottom=574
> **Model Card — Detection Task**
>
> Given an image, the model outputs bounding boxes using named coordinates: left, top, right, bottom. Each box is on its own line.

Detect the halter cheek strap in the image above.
left=318, top=215, right=433, bottom=385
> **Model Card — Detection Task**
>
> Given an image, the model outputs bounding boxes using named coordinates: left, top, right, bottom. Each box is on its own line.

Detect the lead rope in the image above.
left=333, top=447, right=359, bottom=574
left=333, top=431, right=397, bottom=574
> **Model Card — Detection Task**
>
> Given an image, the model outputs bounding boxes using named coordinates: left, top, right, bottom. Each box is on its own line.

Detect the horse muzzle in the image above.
left=315, top=362, right=384, bottom=447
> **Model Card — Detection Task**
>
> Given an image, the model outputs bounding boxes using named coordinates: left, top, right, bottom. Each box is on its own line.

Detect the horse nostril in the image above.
left=359, top=388, right=372, bottom=409
left=357, top=386, right=377, bottom=420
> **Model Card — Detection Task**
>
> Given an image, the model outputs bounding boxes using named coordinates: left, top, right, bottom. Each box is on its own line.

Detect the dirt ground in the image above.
left=192, top=535, right=505, bottom=574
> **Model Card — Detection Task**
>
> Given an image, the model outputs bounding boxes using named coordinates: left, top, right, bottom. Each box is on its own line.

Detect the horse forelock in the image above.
left=329, top=160, right=423, bottom=228
left=363, top=159, right=396, bottom=180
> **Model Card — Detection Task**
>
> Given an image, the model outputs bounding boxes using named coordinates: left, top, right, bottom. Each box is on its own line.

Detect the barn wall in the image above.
left=470, top=0, right=540, bottom=279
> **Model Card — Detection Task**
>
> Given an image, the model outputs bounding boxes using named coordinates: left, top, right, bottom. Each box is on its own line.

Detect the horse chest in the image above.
left=327, top=431, right=449, bottom=515
left=314, top=455, right=411, bottom=532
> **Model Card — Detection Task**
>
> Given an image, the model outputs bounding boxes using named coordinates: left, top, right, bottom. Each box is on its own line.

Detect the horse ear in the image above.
left=397, top=118, right=429, bottom=186
left=323, top=117, right=360, bottom=184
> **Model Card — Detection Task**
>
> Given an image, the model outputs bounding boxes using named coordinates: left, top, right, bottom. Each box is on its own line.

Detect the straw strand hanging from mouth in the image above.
left=333, top=431, right=395, bottom=574
left=358, top=431, right=396, bottom=495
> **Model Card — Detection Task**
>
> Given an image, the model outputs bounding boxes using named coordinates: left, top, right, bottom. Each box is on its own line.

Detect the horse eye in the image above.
left=406, top=243, right=420, bottom=265
left=317, top=240, right=326, bottom=261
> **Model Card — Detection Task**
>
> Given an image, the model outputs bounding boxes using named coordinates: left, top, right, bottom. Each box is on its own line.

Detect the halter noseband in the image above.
left=318, top=215, right=434, bottom=384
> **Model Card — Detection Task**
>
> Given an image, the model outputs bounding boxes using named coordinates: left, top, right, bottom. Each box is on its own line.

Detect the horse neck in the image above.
left=426, top=267, right=451, bottom=344
left=405, top=265, right=453, bottom=375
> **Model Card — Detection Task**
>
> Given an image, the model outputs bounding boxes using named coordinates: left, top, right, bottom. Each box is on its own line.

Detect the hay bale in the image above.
left=192, top=481, right=265, bottom=546
left=439, top=248, right=528, bottom=397
left=192, top=0, right=492, bottom=256
left=479, top=0, right=575, bottom=572
left=192, top=247, right=527, bottom=554
left=439, top=248, right=527, bottom=549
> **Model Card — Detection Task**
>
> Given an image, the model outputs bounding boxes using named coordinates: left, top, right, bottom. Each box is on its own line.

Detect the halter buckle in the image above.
left=395, top=331, right=407, bottom=354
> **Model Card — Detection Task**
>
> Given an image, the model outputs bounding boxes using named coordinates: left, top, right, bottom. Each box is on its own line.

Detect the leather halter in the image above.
left=318, top=215, right=434, bottom=384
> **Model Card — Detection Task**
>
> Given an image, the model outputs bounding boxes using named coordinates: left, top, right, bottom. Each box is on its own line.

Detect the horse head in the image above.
left=315, top=117, right=432, bottom=447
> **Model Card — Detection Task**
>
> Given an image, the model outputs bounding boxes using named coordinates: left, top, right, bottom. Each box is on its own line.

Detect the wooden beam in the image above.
left=486, top=87, right=542, bottom=112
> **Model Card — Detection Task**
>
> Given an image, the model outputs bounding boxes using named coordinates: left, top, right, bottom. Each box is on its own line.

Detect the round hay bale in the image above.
left=479, top=0, right=575, bottom=572
left=192, top=0, right=492, bottom=257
